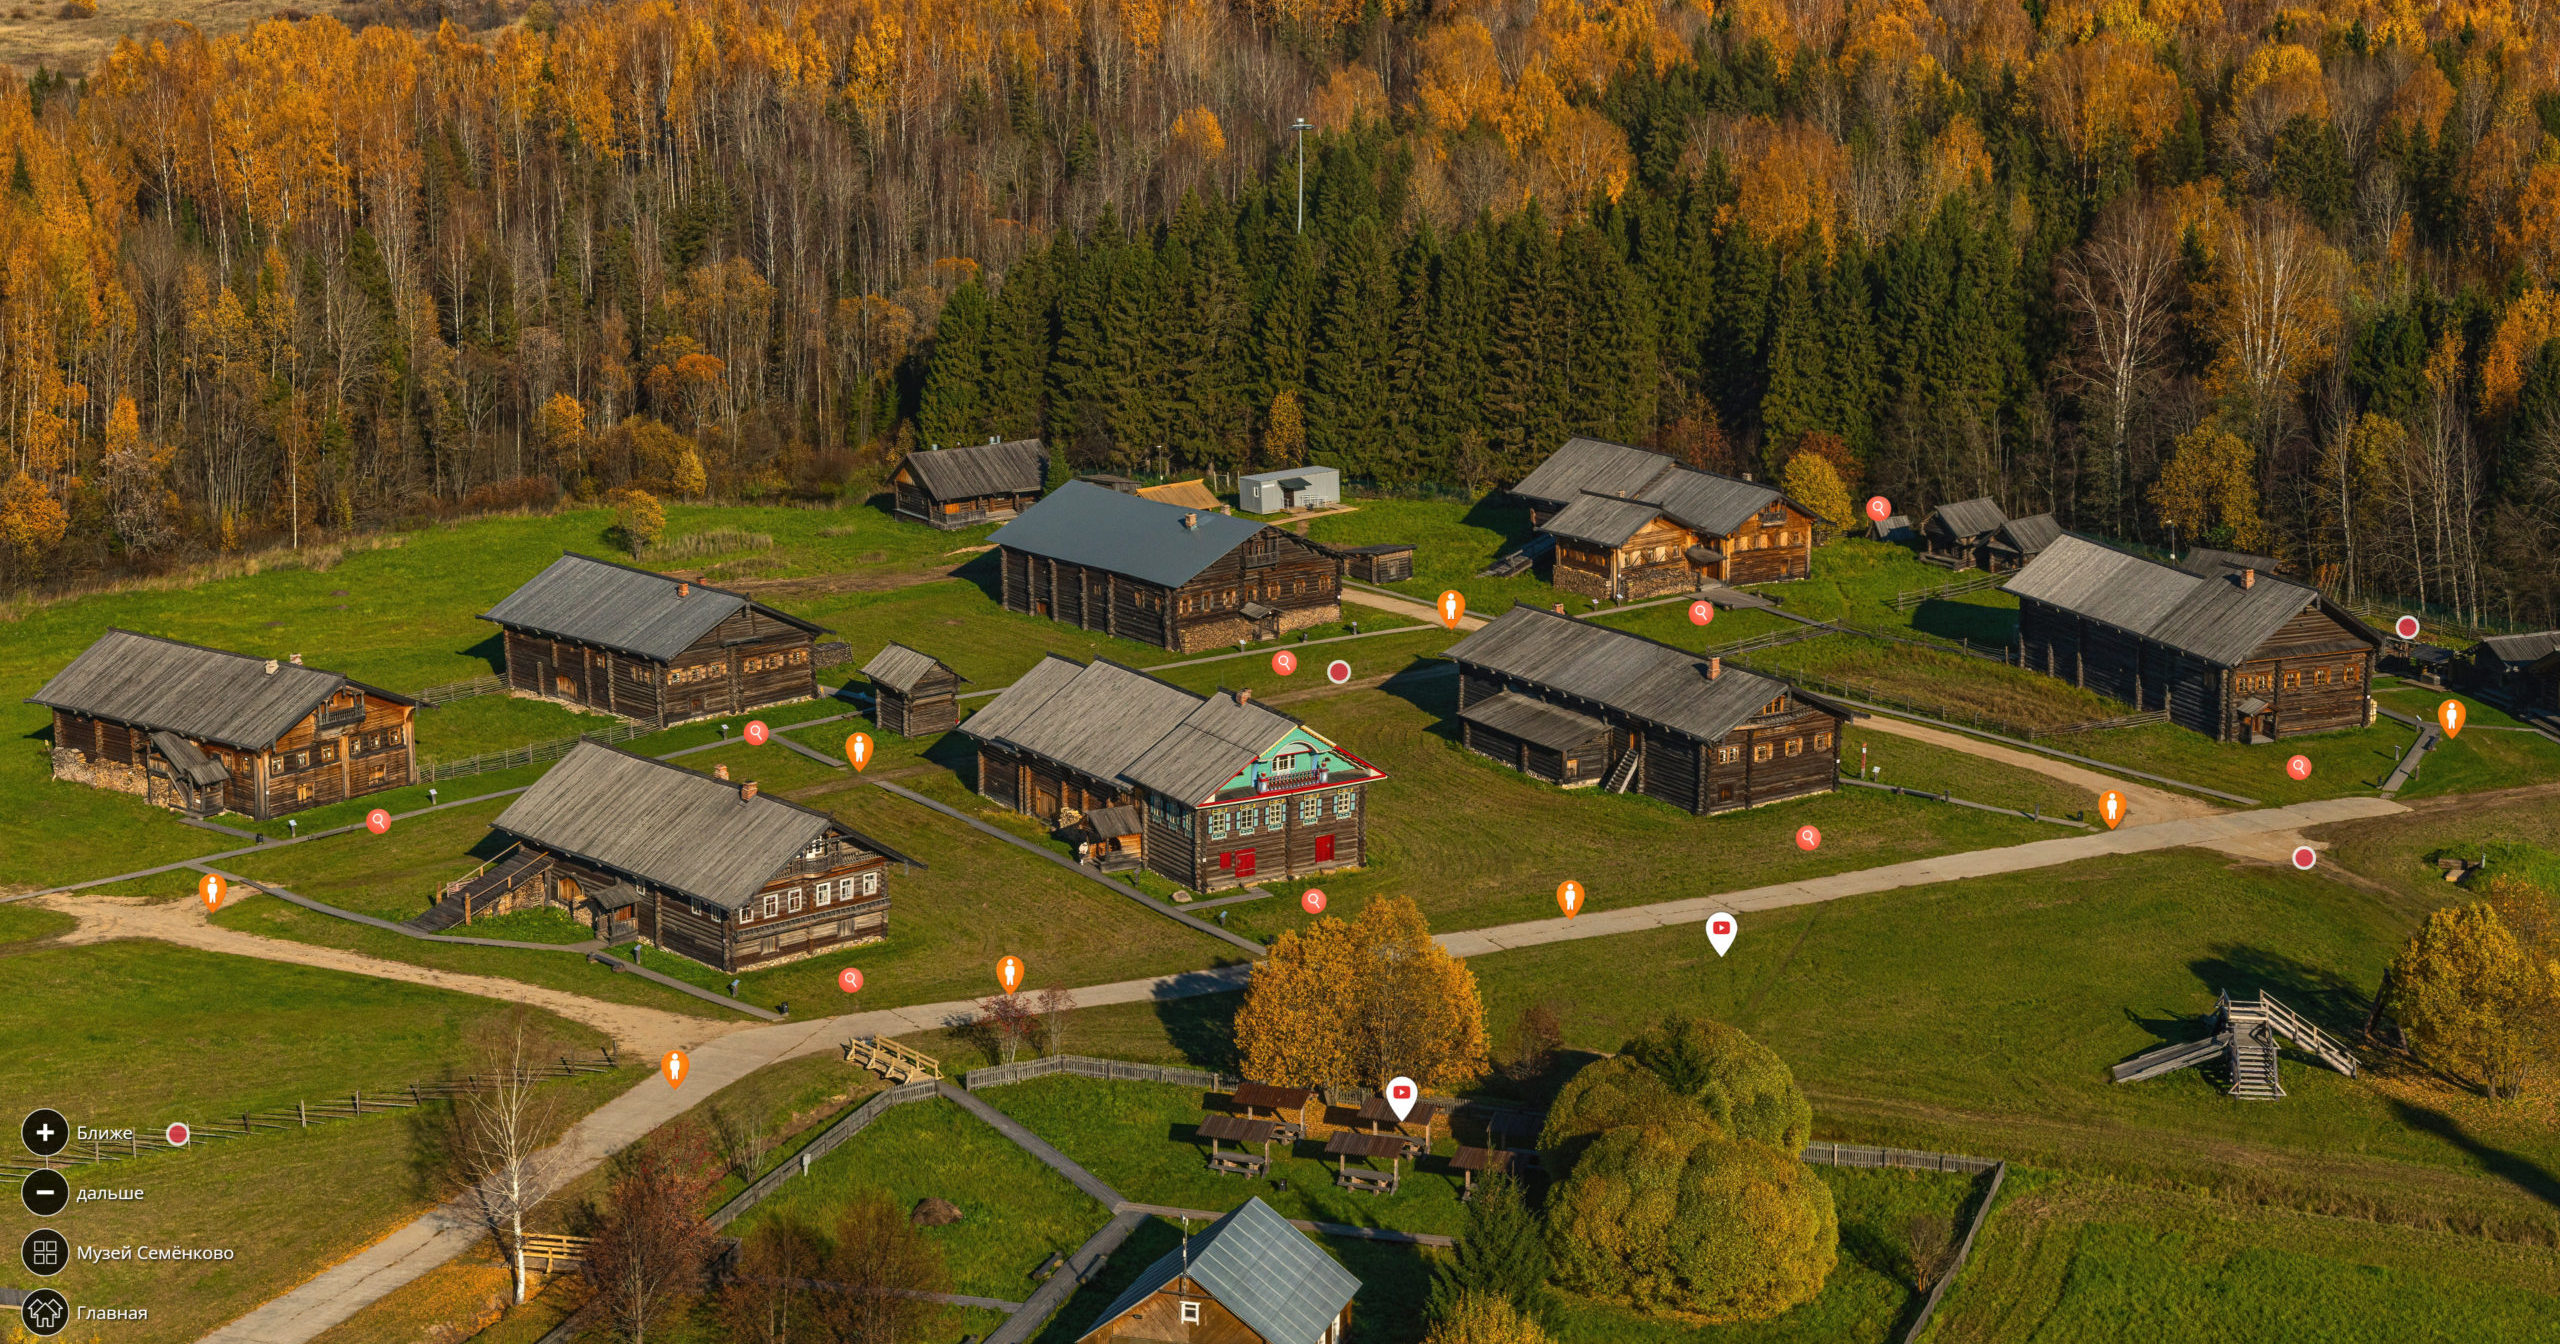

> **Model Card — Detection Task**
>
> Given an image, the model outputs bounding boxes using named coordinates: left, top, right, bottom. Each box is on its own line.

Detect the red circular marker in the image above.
left=365, top=808, right=390, bottom=835
left=1301, top=888, right=1327, bottom=914
left=838, top=967, right=864, bottom=994
left=2292, top=846, right=2318, bottom=871
left=1688, top=600, right=1714, bottom=626
left=2285, top=754, right=2311, bottom=781
left=1272, top=650, right=1298, bottom=677
left=1795, top=825, right=1821, bottom=851
left=1865, top=495, right=1892, bottom=523
left=744, top=720, right=770, bottom=746
left=2394, top=615, right=2420, bottom=640
left=1326, top=659, right=1351, bottom=685
left=165, top=1122, right=189, bottom=1147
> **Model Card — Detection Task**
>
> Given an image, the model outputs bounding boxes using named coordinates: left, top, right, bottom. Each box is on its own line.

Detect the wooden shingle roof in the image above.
left=989, top=481, right=1274, bottom=588
left=480, top=553, right=826, bottom=662
left=1995, top=512, right=2061, bottom=556
left=962, top=656, right=1380, bottom=804
left=1459, top=691, right=1608, bottom=750
left=1135, top=478, right=1226, bottom=511
left=860, top=643, right=966, bottom=694
left=490, top=742, right=918, bottom=910
left=1513, top=437, right=1787, bottom=537
left=2005, top=534, right=2380, bottom=667
left=2175, top=547, right=2287, bottom=579
left=1926, top=498, right=2008, bottom=539
left=1079, top=1198, right=1359, bottom=1344
left=899, top=438, right=1047, bottom=501
left=2478, top=631, right=2560, bottom=668
left=1446, top=604, right=1844, bottom=744
left=28, top=629, right=410, bottom=751
left=1540, top=492, right=1668, bottom=548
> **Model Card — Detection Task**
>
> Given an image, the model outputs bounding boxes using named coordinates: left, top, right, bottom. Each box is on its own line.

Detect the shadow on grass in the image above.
left=1909, top=597, right=2018, bottom=645
left=1149, top=993, right=1243, bottom=1073
left=2389, top=1097, right=2560, bottom=1213
left=2189, top=944, right=2370, bottom=1034
left=921, top=730, right=982, bottom=780
left=461, top=631, right=507, bottom=676
left=953, top=546, right=1006, bottom=605
left=1460, top=496, right=1538, bottom=549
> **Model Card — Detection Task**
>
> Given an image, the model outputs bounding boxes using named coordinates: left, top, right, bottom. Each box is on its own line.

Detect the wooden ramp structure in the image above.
left=843, top=1035, right=941, bottom=1083
left=2112, top=991, right=2357, bottom=1099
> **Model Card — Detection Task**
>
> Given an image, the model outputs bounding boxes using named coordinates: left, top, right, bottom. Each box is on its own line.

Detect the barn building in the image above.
left=1987, top=513, right=2061, bottom=570
left=2528, top=649, right=2560, bottom=714
left=961, top=656, right=1384, bottom=891
left=990, top=481, right=1346, bottom=652
left=474, top=742, right=919, bottom=971
left=862, top=644, right=968, bottom=737
left=31, top=630, right=418, bottom=820
left=1508, top=437, right=1817, bottom=598
left=2470, top=631, right=2560, bottom=698
left=890, top=438, right=1049, bottom=528
left=481, top=554, right=827, bottom=728
left=2005, top=534, right=2383, bottom=742
left=1445, top=605, right=1851, bottom=812
left=1919, top=498, right=2010, bottom=569
left=1078, top=1197, right=1359, bottom=1344
left=1335, top=543, right=1417, bottom=584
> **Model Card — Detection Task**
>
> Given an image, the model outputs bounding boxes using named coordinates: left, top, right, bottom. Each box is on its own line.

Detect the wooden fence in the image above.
left=706, top=1078, right=941, bottom=1228
left=812, top=640, right=853, bottom=669
left=418, top=722, right=658, bottom=783
left=416, top=673, right=506, bottom=707
left=963, top=1054, right=1230, bottom=1092
left=0, top=1051, right=620, bottom=1181
left=1890, top=571, right=2009, bottom=612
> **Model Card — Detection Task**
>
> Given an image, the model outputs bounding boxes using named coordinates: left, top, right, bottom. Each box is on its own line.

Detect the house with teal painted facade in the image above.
left=960, top=655, right=1386, bottom=891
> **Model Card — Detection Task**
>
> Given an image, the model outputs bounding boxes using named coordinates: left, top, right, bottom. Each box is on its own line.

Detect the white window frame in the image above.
left=860, top=871, right=880, bottom=896
left=1235, top=807, right=1257, bottom=836
left=762, top=893, right=780, bottom=919
left=1299, top=793, right=1321, bottom=823
left=787, top=888, right=804, bottom=913
left=1179, top=1300, right=1202, bottom=1324
left=738, top=902, right=754, bottom=924
left=1264, top=801, right=1285, bottom=830
left=814, top=880, right=833, bottom=906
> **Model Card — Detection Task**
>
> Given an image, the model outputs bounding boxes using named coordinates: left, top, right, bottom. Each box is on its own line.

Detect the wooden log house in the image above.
left=2470, top=631, right=2560, bottom=697
left=890, top=438, right=1049, bottom=528
left=1920, top=498, right=2012, bottom=569
left=481, top=554, right=827, bottom=728
left=481, top=741, right=922, bottom=972
left=989, top=481, right=1346, bottom=653
left=1445, top=605, right=1853, bottom=812
left=2529, top=649, right=2560, bottom=713
left=861, top=643, right=967, bottom=737
left=1078, top=1197, right=1359, bottom=1344
left=30, top=630, right=419, bottom=820
left=1987, top=513, right=2061, bottom=570
left=1508, top=437, right=1817, bottom=598
left=2005, top=534, right=2384, bottom=742
left=1335, top=543, right=1416, bottom=584
left=961, top=655, right=1386, bottom=891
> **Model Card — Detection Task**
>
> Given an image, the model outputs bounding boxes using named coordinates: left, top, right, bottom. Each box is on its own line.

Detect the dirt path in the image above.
left=38, top=895, right=737, bottom=1058
left=1341, top=586, right=1483, bottom=629
left=1856, top=716, right=2216, bottom=824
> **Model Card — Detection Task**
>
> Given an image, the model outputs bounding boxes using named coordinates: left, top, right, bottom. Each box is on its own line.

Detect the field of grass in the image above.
left=0, top=898, right=73, bottom=942
left=1837, top=722, right=2098, bottom=821
left=1743, top=634, right=2130, bottom=734
left=736, top=1096, right=1113, bottom=1300
left=1937, top=1173, right=2560, bottom=1343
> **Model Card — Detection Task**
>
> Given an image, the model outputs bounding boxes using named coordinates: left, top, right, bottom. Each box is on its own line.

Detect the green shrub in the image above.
left=1621, top=1015, right=1814, bottom=1152
left=1537, top=1055, right=1709, bottom=1177
left=1424, top=1290, right=1554, bottom=1344
left=1426, top=1169, right=1548, bottom=1319
left=1547, top=1122, right=1838, bottom=1322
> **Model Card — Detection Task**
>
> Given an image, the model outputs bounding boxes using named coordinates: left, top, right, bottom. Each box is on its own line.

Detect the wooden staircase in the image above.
left=2111, top=990, right=2356, bottom=1100
left=408, top=846, right=556, bottom=932
left=843, top=1036, right=941, bottom=1084
left=1602, top=744, right=1643, bottom=794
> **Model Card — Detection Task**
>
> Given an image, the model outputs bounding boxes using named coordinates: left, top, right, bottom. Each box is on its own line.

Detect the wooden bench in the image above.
left=1197, top=1114, right=1281, bottom=1177
left=1324, top=1129, right=1408, bottom=1195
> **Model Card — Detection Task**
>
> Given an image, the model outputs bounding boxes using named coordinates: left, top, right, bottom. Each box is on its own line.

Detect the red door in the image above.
left=1314, top=834, right=1335, bottom=863
left=1235, top=849, right=1257, bottom=880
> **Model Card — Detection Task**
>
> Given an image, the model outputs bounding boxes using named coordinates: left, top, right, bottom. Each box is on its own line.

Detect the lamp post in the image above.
left=1290, top=118, right=1313, bottom=233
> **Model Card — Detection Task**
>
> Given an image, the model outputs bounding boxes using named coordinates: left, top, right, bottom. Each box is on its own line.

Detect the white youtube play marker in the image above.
left=1384, top=1076, right=1419, bottom=1122
left=1706, top=912, right=1737, bottom=957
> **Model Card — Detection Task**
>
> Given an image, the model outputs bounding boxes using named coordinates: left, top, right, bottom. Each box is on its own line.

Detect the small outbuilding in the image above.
left=30, top=630, right=418, bottom=819
left=1987, top=513, right=2061, bottom=570
left=1919, top=498, right=2011, bottom=569
left=1446, top=604, right=1852, bottom=812
left=2472, top=631, right=2560, bottom=695
left=1239, top=465, right=1341, bottom=514
left=477, top=741, right=921, bottom=971
left=481, top=554, right=827, bottom=728
left=1333, top=543, right=1416, bottom=584
left=2528, top=649, right=2560, bottom=713
left=1077, top=1197, right=1359, bottom=1344
left=891, top=438, right=1049, bottom=528
left=861, top=643, right=967, bottom=737
left=1137, top=479, right=1229, bottom=513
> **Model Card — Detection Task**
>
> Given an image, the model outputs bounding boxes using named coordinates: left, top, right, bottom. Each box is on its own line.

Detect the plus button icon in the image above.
left=21, top=1108, right=70, bottom=1158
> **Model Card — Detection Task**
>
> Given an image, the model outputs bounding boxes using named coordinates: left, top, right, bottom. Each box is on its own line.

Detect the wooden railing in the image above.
left=419, top=721, right=657, bottom=783
left=519, top=1234, right=594, bottom=1275
left=1890, top=571, right=2007, bottom=612
left=843, top=1036, right=942, bottom=1083
left=416, top=673, right=506, bottom=707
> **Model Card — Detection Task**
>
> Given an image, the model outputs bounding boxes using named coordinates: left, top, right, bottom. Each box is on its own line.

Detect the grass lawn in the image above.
left=1742, top=634, right=2129, bottom=735
left=0, top=899, right=74, bottom=943
left=1837, top=722, right=2097, bottom=821
left=1938, top=1172, right=2560, bottom=1343
left=734, top=1096, right=1113, bottom=1301
left=2050, top=718, right=2420, bottom=804
left=308, top=1244, right=587, bottom=1344
left=0, top=939, right=616, bottom=1127
left=1304, top=496, right=1584, bottom=615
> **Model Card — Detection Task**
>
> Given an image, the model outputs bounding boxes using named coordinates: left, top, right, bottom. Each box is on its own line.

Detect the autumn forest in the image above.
left=3, top=0, right=2559, bottom=624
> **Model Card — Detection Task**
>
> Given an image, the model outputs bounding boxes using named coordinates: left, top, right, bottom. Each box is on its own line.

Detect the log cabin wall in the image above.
left=1002, top=529, right=1340, bottom=653
left=1697, top=706, right=1840, bottom=812
left=727, top=855, right=892, bottom=971
left=1157, top=784, right=1368, bottom=892
left=2016, top=597, right=2372, bottom=741
left=1715, top=503, right=1817, bottom=584
left=1093, top=1283, right=1279, bottom=1344
left=973, top=742, right=1137, bottom=823
left=875, top=666, right=963, bottom=737
left=255, top=688, right=418, bottom=817
left=893, top=469, right=1037, bottom=529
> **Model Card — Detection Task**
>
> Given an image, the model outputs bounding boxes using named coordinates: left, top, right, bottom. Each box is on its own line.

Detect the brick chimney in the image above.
left=714, top=763, right=730, bottom=781
left=678, top=581, right=690, bottom=598
left=289, top=652, right=304, bottom=666
left=1236, top=688, right=1252, bottom=706
left=1709, top=656, right=1723, bottom=681
left=1553, top=603, right=1567, bottom=614
left=740, top=780, right=759, bottom=801
left=2242, top=568, right=2256, bottom=590
left=1183, top=512, right=1198, bottom=530
left=263, top=659, right=279, bottom=675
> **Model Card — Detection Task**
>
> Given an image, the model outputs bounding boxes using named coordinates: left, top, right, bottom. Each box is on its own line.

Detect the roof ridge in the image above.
left=542, top=739, right=925, bottom=870
left=85, top=626, right=353, bottom=679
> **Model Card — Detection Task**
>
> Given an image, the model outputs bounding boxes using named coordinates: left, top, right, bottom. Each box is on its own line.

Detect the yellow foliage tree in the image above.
left=1778, top=451, right=1852, bottom=530
left=1265, top=388, right=1306, bottom=467
left=0, top=471, right=69, bottom=575
left=1425, top=1292, right=1553, bottom=1344
left=606, top=485, right=664, bottom=556
left=2149, top=425, right=2266, bottom=551
left=2387, top=899, right=2557, bottom=1100
left=1236, top=896, right=1489, bottom=1094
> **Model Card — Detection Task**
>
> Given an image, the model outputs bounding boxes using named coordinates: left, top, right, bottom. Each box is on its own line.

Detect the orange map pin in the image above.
left=1438, top=590, right=1467, bottom=629
left=662, top=1050, right=689, bottom=1089
left=848, top=732, right=874, bottom=771
left=2099, top=790, right=2126, bottom=829
left=998, top=955, right=1025, bottom=993
left=199, top=872, right=225, bottom=913
left=1556, top=880, right=1583, bottom=918
left=2437, top=700, right=2465, bottom=738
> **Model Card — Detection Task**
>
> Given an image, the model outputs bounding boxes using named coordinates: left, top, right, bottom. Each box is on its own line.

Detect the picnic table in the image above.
left=1447, top=1145, right=1516, bottom=1198
left=1195, top=1114, right=1282, bottom=1177
left=1229, top=1082, right=1315, bottom=1138
left=1353, top=1095, right=1442, bottom=1155
left=1324, top=1129, right=1408, bottom=1195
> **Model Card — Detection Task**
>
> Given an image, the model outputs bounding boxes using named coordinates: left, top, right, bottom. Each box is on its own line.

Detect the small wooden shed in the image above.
left=1078, top=1197, right=1359, bottom=1344
left=1334, top=543, right=1416, bottom=584
left=861, top=643, right=967, bottom=737
left=1920, top=498, right=2010, bottom=569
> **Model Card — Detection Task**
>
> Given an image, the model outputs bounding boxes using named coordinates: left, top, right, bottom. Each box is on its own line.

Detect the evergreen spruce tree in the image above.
left=1821, top=238, right=1882, bottom=457
left=1418, top=225, right=1495, bottom=484
left=1379, top=226, right=1438, bottom=483
left=1707, top=228, right=1776, bottom=440
left=916, top=279, right=991, bottom=448
left=1488, top=204, right=1568, bottom=476
left=1100, top=233, right=1166, bottom=467
left=1257, top=232, right=1319, bottom=423
left=1310, top=216, right=1399, bottom=474
left=1758, top=254, right=1828, bottom=458
left=1046, top=227, right=1109, bottom=457
left=981, top=249, right=1055, bottom=441
left=1560, top=224, right=1658, bottom=446
left=1425, top=1170, right=1549, bottom=1320
left=1161, top=198, right=1253, bottom=469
